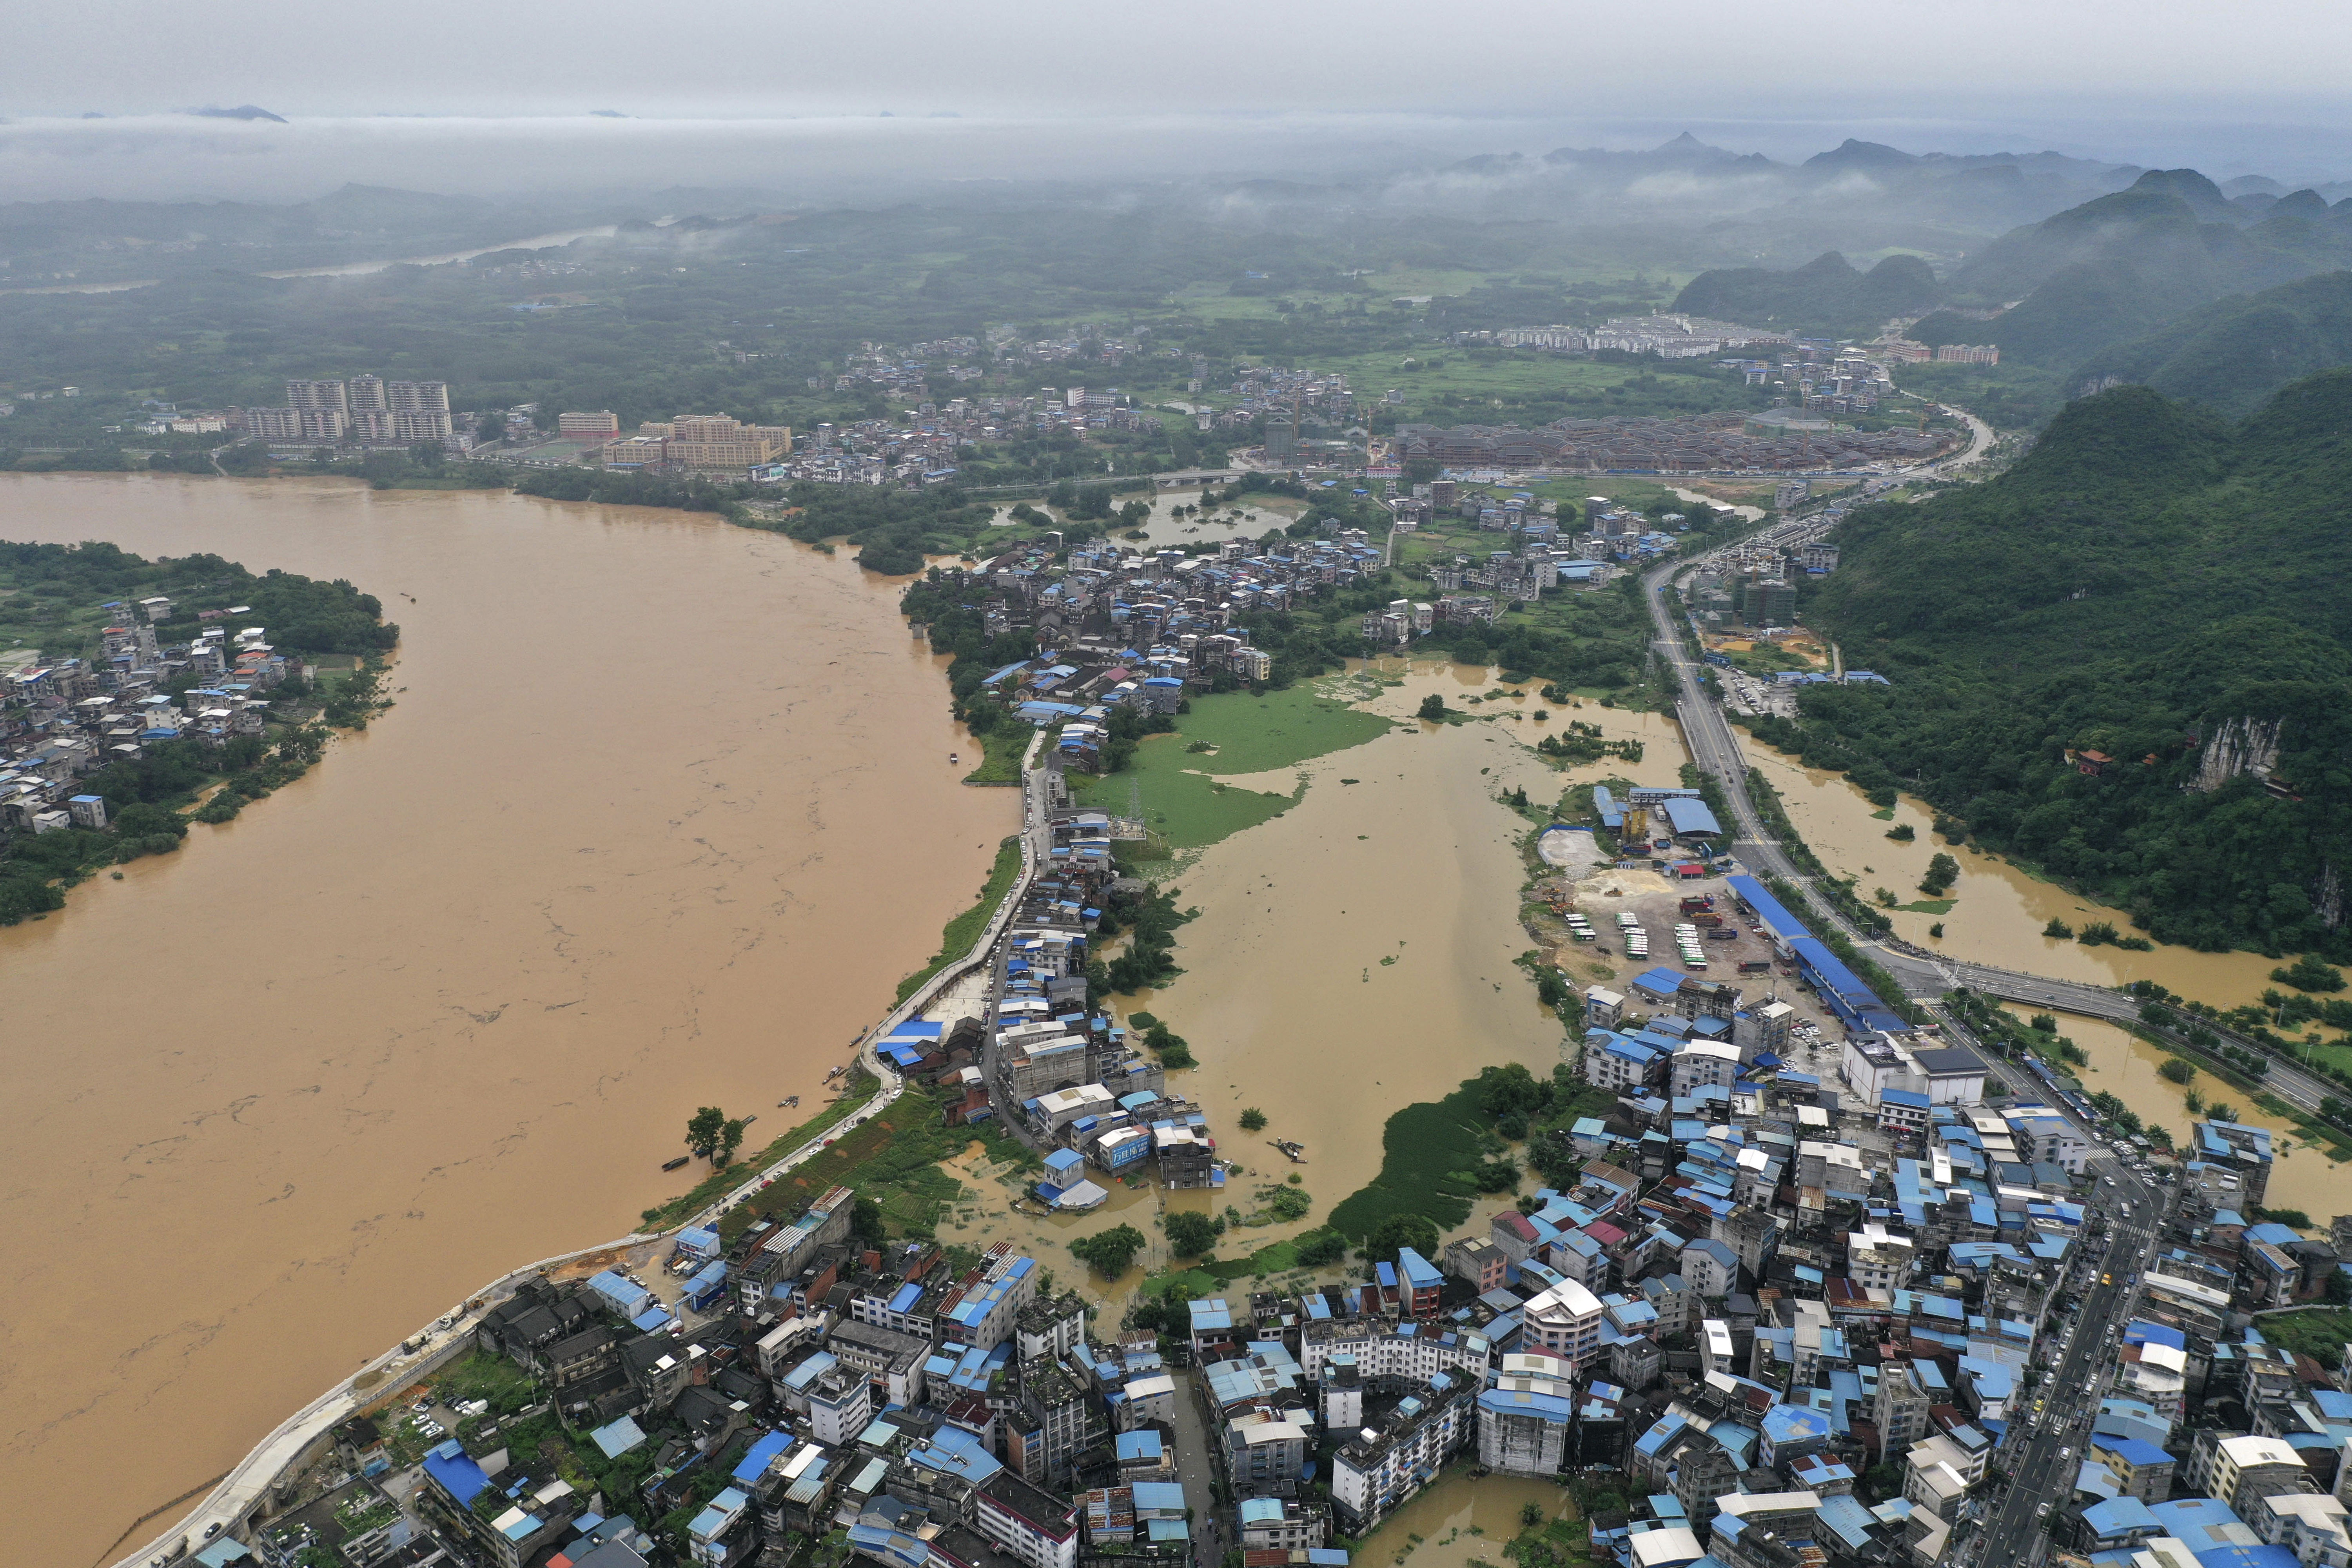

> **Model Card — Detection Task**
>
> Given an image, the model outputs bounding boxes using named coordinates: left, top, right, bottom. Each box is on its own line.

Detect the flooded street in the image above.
left=2022, top=1009, right=2340, bottom=1219
left=1359, top=1468, right=1571, bottom=1568
left=1746, top=750, right=2284, bottom=1008
left=0, top=473, right=1009, bottom=1566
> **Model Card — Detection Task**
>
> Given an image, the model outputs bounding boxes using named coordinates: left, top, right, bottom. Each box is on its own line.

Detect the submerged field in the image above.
left=1074, top=681, right=1395, bottom=855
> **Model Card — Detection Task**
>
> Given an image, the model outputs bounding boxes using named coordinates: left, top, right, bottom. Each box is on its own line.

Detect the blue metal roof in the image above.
left=1723, top=875, right=1807, bottom=940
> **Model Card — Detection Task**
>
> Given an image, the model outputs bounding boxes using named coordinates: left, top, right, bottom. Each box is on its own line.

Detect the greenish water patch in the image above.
left=1074, top=681, right=1391, bottom=854
left=1326, top=1081, right=1487, bottom=1240
left=1178, top=682, right=1394, bottom=775
left=1077, top=739, right=1299, bottom=851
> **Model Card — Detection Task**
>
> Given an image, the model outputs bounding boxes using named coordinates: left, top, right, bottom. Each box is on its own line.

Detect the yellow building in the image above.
left=616, top=414, right=791, bottom=473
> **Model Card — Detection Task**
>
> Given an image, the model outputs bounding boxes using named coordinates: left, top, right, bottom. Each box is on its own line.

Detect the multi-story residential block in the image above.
left=1331, top=1370, right=1477, bottom=1533
left=1478, top=1353, right=1573, bottom=1475
left=1520, top=1278, right=1606, bottom=1370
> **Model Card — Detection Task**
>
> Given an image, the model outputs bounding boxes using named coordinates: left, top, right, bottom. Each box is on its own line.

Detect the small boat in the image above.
left=1270, top=1139, right=1308, bottom=1163
left=778, top=1095, right=800, bottom=1108
left=741, top=1114, right=757, bottom=1126
left=950, top=753, right=960, bottom=764
left=661, top=1156, right=690, bottom=1172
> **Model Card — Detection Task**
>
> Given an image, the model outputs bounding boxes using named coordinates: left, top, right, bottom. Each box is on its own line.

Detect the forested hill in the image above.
left=2070, top=270, right=2352, bottom=415
left=1749, top=372, right=2352, bottom=956
left=1907, top=174, right=2352, bottom=369
left=1670, top=252, right=1940, bottom=337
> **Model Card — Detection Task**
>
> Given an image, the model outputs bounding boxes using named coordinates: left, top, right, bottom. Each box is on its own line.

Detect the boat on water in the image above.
left=949, top=753, right=960, bottom=764
left=1270, top=1138, right=1308, bottom=1163
left=661, top=1155, right=690, bottom=1172
left=778, top=1095, right=800, bottom=1108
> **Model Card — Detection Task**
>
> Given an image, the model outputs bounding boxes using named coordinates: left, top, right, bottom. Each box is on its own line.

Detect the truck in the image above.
left=1689, top=911, right=1723, bottom=927
left=1679, top=896, right=1715, bottom=915
left=1706, top=927, right=1737, bottom=942
left=1737, top=960, right=1773, bottom=973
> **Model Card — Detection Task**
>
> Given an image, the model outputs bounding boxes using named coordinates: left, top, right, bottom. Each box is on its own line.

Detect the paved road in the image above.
left=1637, top=531, right=2336, bottom=1119
left=1167, top=1371, right=1227, bottom=1566
left=1957, top=1030, right=2172, bottom=1567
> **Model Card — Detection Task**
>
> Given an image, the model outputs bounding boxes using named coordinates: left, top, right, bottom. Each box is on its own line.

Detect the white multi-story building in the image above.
left=1520, top=1278, right=1606, bottom=1370
left=1332, top=1370, right=1477, bottom=1533
left=1299, top=1319, right=1490, bottom=1382
left=975, top=1472, right=1080, bottom=1568
left=1477, top=1353, right=1573, bottom=1475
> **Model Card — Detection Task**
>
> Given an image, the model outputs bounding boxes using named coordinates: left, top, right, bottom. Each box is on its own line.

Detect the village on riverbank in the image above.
left=156, top=496, right=2352, bottom=1568
left=0, top=540, right=396, bottom=923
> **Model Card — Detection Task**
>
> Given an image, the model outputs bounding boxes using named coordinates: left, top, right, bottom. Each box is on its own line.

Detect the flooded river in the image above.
left=0, top=473, right=1009, bottom=1566
left=2017, top=1009, right=2340, bottom=1220
left=1746, top=750, right=2284, bottom=1009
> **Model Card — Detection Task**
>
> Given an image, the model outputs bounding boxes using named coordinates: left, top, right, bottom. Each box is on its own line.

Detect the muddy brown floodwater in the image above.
left=2008, top=1009, right=2343, bottom=1221
left=1146, top=665, right=1692, bottom=1214
left=1747, top=750, right=2285, bottom=1008
left=0, top=473, right=1009, bottom=1567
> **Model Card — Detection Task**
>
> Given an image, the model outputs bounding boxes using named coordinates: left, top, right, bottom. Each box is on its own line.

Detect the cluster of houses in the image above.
left=1464, top=876, right=2352, bottom=1568
left=1, top=595, right=290, bottom=833
left=1393, top=408, right=1948, bottom=477
left=929, top=527, right=1396, bottom=763
left=748, top=387, right=1165, bottom=488
left=212, top=1040, right=2352, bottom=1568
left=276, top=1200, right=1139, bottom=1568
left=1390, top=482, right=1686, bottom=601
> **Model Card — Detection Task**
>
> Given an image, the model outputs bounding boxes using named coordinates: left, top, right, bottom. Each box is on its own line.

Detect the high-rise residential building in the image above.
left=259, top=375, right=454, bottom=446
left=286, top=379, right=350, bottom=441
left=388, top=381, right=453, bottom=442
left=347, top=375, right=395, bottom=441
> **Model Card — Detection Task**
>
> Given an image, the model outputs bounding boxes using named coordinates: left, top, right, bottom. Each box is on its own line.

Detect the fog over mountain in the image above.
left=8, top=109, right=2352, bottom=208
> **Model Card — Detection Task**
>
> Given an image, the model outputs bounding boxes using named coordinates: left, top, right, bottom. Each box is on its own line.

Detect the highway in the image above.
left=1635, top=520, right=2338, bottom=1119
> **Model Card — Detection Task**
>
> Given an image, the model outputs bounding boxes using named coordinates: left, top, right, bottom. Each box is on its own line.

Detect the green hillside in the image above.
left=1671, top=251, right=1940, bottom=336
left=2071, top=270, right=2352, bottom=414
left=1749, top=374, right=2352, bottom=956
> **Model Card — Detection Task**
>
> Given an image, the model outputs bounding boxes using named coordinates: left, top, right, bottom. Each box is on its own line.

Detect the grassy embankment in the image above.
left=638, top=1069, right=881, bottom=1232
left=715, top=1087, right=1036, bottom=1245
left=897, top=835, right=1025, bottom=1005
left=961, top=725, right=1029, bottom=785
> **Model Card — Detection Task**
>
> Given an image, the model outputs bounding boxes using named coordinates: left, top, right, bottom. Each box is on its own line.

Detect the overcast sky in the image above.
left=16, top=0, right=2352, bottom=120
left=7, top=0, right=2352, bottom=199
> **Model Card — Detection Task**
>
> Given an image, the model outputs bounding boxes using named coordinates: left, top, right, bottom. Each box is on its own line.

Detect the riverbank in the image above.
left=98, top=601, right=1055, bottom=1568
left=0, top=473, right=1015, bottom=1568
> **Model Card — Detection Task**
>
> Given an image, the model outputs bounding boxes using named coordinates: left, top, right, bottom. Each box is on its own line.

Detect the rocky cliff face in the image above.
left=2189, top=715, right=2283, bottom=793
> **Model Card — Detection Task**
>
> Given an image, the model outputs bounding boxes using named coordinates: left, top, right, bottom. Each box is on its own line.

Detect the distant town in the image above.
left=162, top=326, right=1964, bottom=498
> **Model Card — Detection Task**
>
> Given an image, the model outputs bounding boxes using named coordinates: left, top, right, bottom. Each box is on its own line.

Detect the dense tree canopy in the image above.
left=1770, top=372, right=2352, bottom=956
